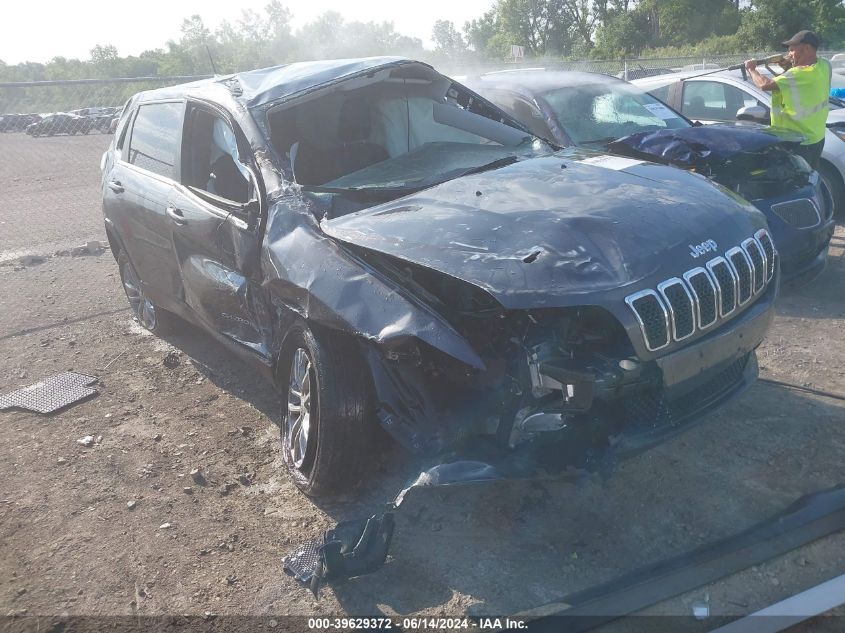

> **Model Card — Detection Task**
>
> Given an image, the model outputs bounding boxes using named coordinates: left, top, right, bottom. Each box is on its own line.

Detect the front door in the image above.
left=170, top=102, right=270, bottom=356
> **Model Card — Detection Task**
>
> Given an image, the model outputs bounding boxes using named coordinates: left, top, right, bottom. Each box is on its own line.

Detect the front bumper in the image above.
left=380, top=280, right=777, bottom=482
left=753, top=182, right=834, bottom=285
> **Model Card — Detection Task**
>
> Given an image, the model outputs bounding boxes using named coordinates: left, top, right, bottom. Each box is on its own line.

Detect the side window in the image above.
left=182, top=106, right=252, bottom=205
left=682, top=81, right=753, bottom=121
left=127, top=102, right=183, bottom=178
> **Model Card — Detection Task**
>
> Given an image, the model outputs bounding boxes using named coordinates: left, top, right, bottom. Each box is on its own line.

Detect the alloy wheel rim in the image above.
left=286, top=348, right=312, bottom=469
left=122, top=263, right=157, bottom=330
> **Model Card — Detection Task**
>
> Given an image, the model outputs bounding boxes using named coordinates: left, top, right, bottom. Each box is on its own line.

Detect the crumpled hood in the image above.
left=321, top=154, right=767, bottom=309
left=607, top=124, right=804, bottom=169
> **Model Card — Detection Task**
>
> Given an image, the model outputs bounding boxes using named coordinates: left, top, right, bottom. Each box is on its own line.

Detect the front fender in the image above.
left=262, top=194, right=485, bottom=371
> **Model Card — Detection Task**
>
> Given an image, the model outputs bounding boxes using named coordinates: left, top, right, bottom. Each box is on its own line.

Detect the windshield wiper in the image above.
left=580, top=136, right=619, bottom=145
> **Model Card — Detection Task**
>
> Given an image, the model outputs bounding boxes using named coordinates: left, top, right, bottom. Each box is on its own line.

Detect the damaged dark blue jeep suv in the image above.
left=101, top=58, right=779, bottom=496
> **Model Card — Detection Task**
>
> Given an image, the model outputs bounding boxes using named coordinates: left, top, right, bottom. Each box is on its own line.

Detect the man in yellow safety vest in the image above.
left=745, top=30, right=832, bottom=169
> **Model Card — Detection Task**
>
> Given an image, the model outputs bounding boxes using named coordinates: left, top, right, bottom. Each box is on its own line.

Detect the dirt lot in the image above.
left=1, top=134, right=845, bottom=630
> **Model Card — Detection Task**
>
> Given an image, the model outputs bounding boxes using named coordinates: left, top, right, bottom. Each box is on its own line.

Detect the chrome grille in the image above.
left=771, top=198, right=820, bottom=228
left=626, top=230, right=775, bottom=352
left=755, top=229, right=776, bottom=282
left=625, top=291, right=669, bottom=351
left=707, top=257, right=737, bottom=318
left=684, top=268, right=718, bottom=329
left=742, top=238, right=766, bottom=293
left=727, top=247, right=753, bottom=305
left=658, top=279, right=695, bottom=340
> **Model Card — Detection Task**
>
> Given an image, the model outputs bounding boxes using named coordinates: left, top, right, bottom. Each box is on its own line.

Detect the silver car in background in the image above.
left=634, top=68, right=845, bottom=215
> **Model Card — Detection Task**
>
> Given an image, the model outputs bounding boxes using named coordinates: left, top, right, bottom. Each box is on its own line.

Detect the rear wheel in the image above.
left=117, top=251, right=177, bottom=335
left=279, top=323, right=374, bottom=496
left=818, top=161, right=844, bottom=218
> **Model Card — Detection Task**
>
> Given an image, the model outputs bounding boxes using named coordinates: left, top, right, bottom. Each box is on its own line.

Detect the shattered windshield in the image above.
left=541, top=81, right=689, bottom=145
left=265, top=69, right=541, bottom=197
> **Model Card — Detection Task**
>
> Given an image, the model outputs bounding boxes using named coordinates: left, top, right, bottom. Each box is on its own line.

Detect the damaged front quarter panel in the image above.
left=260, top=190, right=486, bottom=373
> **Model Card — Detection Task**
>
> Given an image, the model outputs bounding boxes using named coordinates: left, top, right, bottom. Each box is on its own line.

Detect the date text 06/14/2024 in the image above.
left=306, top=617, right=528, bottom=630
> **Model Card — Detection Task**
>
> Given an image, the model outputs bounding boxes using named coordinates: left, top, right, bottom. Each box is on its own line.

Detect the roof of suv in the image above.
left=467, top=70, right=625, bottom=93
left=138, top=56, right=418, bottom=108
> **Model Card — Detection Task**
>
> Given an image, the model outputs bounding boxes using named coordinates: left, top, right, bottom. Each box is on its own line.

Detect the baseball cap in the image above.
left=782, top=30, right=820, bottom=49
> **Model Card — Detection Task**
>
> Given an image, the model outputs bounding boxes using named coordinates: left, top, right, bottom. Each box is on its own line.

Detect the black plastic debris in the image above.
left=283, top=538, right=322, bottom=583
left=283, top=513, right=395, bottom=595
left=0, top=372, right=98, bottom=414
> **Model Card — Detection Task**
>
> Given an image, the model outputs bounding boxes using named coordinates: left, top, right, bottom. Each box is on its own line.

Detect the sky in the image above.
left=0, top=0, right=496, bottom=65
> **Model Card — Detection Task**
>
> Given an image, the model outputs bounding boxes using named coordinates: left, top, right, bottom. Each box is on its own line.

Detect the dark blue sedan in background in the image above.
left=463, top=70, right=835, bottom=286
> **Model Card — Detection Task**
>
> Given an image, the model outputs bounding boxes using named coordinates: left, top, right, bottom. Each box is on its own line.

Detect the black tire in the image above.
left=117, top=251, right=178, bottom=335
left=279, top=323, right=374, bottom=496
left=818, top=161, right=844, bottom=218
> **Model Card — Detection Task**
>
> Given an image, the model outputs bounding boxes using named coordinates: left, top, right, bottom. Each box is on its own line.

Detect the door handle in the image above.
left=107, top=180, right=124, bottom=193
left=165, top=206, right=187, bottom=225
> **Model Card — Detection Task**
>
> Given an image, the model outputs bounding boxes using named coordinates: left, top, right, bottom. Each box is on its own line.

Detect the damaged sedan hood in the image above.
left=607, top=124, right=804, bottom=169
left=321, top=154, right=766, bottom=309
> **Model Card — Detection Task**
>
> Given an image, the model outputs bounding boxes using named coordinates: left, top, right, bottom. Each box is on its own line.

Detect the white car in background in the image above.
left=634, top=67, right=845, bottom=215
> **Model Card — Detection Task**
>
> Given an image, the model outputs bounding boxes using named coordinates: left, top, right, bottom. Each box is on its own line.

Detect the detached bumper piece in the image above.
left=283, top=513, right=395, bottom=595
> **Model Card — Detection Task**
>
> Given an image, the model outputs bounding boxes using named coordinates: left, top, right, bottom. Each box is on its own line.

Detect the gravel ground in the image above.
left=1, top=134, right=845, bottom=631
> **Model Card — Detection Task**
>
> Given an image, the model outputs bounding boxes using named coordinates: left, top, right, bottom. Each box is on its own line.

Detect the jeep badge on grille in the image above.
left=689, top=239, right=718, bottom=258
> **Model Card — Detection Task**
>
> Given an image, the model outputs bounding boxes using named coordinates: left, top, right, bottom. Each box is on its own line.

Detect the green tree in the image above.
left=432, top=20, right=468, bottom=57
left=593, top=7, right=653, bottom=57
left=497, top=0, right=574, bottom=56
left=465, top=10, right=502, bottom=56
left=90, top=44, right=121, bottom=78
left=739, top=0, right=845, bottom=50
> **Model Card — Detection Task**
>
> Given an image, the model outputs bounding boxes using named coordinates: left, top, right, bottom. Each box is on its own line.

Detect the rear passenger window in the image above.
left=127, top=102, right=183, bottom=179
left=682, top=82, right=753, bottom=122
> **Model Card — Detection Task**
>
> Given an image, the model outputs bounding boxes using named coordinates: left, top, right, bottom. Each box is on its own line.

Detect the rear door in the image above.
left=104, top=100, right=185, bottom=308
left=168, top=101, right=270, bottom=356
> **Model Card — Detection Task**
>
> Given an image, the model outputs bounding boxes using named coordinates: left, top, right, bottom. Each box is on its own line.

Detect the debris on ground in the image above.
left=159, top=523, right=173, bottom=530
left=0, top=372, right=98, bottom=414
left=190, top=468, right=206, bottom=485
left=162, top=352, right=181, bottom=369
left=283, top=513, right=395, bottom=595
left=77, top=435, right=95, bottom=448
left=126, top=500, right=137, bottom=510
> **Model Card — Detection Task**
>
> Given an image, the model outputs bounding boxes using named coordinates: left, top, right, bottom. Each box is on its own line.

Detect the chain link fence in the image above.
left=0, top=76, right=209, bottom=257
left=2, top=52, right=844, bottom=258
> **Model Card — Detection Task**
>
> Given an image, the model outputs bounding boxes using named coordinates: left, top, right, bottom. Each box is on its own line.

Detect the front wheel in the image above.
left=279, top=324, right=375, bottom=496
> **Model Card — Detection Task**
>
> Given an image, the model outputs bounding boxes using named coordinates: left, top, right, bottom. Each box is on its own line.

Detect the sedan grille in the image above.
left=771, top=199, right=820, bottom=228
left=626, top=230, right=775, bottom=352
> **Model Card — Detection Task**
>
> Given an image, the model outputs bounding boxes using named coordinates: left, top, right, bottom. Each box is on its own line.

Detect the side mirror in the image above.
left=736, top=105, right=770, bottom=124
